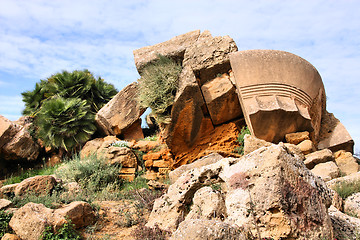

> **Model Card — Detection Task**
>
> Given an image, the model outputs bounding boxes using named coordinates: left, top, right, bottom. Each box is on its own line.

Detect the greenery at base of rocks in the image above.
left=55, top=154, right=123, bottom=193
left=2, top=164, right=59, bottom=186
left=137, top=55, right=182, bottom=124
left=234, top=126, right=251, bottom=155
left=109, top=140, right=129, bottom=148
left=0, top=210, right=13, bottom=238
left=333, top=179, right=360, bottom=200
left=41, top=221, right=81, bottom=240
left=21, top=69, right=117, bottom=154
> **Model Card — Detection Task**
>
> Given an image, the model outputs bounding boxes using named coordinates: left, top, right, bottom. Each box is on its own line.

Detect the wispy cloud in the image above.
left=0, top=0, right=359, bottom=152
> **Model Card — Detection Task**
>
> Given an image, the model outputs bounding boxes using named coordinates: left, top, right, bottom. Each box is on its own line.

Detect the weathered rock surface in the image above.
left=304, top=149, right=334, bottom=169
left=183, top=30, right=238, bottom=84
left=1, top=234, right=21, bottom=240
left=327, top=171, right=360, bottom=190
left=0, top=184, right=18, bottom=197
left=243, top=134, right=272, bottom=155
left=311, top=161, right=340, bottom=182
left=169, top=153, right=223, bottom=184
left=10, top=201, right=95, bottom=240
left=148, top=144, right=333, bottom=239
left=105, top=146, right=137, bottom=168
left=133, top=30, right=200, bottom=73
left=0, top=199, right=12, bottom=210
left=0, top=115, right=18, bottom=149
left=334, top=150, right=359, bottom=175
left=121, top=119, right=144, bottom=140
left=170, top=219, right=250, bottom=240
left=297, top=139, right=316, bottom=155
left=318, top=110, right=354, bottom=153
left=164, top=65, right=214, bottom=162
left=201, top=73, right=242, bottom=125
left=95, top=82, right=146, bottom=136
left=329, top=189, right=344, bottom=211
left=14, top=175, right=57, bottom=197
left=328, top=205, right=360, bottom=240
left=184, top=186, right=226, bottom=221
left=2, top=127, right=40, bottom=161
left=344, top=192, right=360, bottom=218
left=285, top=131, right=310, bottom=145
left=230, top=50, right=326, bottom=143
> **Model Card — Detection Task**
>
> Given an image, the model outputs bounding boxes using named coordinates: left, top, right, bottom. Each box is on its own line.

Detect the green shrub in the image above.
left=137, top=55, right=182, bottom=124
left=234, top=126, right=251, bottom=155
left=0, top=210, right=13, bottom=238
left=55, top=154, right=122, bottom=192
left=21, top=69, right=117, bottom=154
left=41, top=221, right=81, bottom=240
left=110, top=140, right=129, bottom=148
left=36, top=97, right=97, bottom=152
left=333, top=180, right=360, bottom=200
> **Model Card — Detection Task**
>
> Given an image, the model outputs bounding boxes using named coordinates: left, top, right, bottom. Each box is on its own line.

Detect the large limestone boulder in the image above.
left=170, top=219, right=250, bottom=240
left=164, top=66, right=214, bottom=164
left=95, top=82, right=146, bottom=137
left=0, top=115, right=19, bottom=148
left=201, top=73, right=242, bottom=125
left=311, top=161, right=340, bottom=182
left=183, top=30, right=238, bottom=84
left=304, top=149, right=334, bottom=169
left=328, top=205, right=360, bottom=240
left=318, top=110, right=354, bottom=153
left=147, top=144, right=333, bottom=239
left=14, top=175, right=57, bottom=197
left=230, top=50, right=326, bottom=143
left=133, top=30, right=200, bottom=73
left=344, top=192, right=360, bottom=218
left=10, top=201, right=95, bottom=240
left=243, top=134, right=272, bottom=155
left=334, top=150, right=359, bottom=175
left=2, top=127, right=40, bottom=161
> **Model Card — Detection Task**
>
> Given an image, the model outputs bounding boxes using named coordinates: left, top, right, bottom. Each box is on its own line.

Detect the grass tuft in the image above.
left=333, top=180, right=360, bottom=200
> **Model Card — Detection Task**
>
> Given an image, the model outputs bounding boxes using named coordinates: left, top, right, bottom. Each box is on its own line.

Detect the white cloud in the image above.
left=0, top=0, right=359, bottom=150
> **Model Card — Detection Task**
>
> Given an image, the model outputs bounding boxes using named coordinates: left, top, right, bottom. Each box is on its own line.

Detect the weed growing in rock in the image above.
left=0, top=210, right=13, bottom=238
left=41, top=220, right=81, bottom=240
left=333, top=180, right=360, bottom=199
left=110, top=140, right=129, bottom=148
left=137, top=55, right=182, bottom=124
left=234, top=126, right=251, bottom=154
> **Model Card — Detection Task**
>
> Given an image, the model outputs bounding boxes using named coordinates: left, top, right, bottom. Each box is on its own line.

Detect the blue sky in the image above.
left=0, top=0, right=359, bottom=153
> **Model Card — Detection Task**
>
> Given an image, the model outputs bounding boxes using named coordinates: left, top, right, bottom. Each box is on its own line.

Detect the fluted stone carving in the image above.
left=230, top=50, right=326, bottom=143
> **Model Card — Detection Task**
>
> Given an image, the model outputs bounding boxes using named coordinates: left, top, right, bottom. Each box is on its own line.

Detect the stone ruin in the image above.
left=0, top=30, right=355, bottom=179
left=95, top=30, right=354, bottom=166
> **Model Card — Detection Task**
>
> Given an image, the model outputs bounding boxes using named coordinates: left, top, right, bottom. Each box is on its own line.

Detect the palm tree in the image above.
left=21, top=80, right=50, bottom=116
left=36, top=97, right=97, bottom=154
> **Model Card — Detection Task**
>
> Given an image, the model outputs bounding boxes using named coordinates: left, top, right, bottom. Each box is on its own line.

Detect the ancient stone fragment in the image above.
left=327, top=171, right=360, bottom=190
left=304, top=149, right=334, bottom=169
left=1, top=233, right=21, bottom=240
left=344, top=192, right=360, bottom=218
left=0, top=115, right=18, bottom=148
left=243, top=134, right=272, bottom=155
left=133, top=30, right=200, bottom=74
left=14, top=175, right=57, bottom=197
left=106, top=146, right=137, bottom=168
left=201, top=73, right=242, bottom=125
left=95, top=82, right=146, bottom=136
left=164, top=66, right=214, bottom=160
left=230, top=50, right=326, bottom=143
left=122, top=119, right=144, bottom=140
left=334, top=150, right=360, bottom=176
left=285, top=131, right=310, bottom=145
left=183, top=30, right=238, bottom=84
left=328, top=205, right=360, bottom=240
left=311, top=161, right=340, bottom=182
left=318, top=110, right=354, bottom=153
left=2, top=127, right=40, bottom=161
left=168, top=153, right=223, bottom=184
left=297, top=139, right=316, bottom=155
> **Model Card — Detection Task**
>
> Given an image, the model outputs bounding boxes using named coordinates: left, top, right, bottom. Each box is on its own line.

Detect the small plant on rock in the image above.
left=0, top=210, right=13, bottom=238
left=333, top=180, right=360, bottom=200
left=137, top=55, right=182, bottom=124
left=234, top=126, right=251, bottom=155
left=41, top=220, right=81, bottom=240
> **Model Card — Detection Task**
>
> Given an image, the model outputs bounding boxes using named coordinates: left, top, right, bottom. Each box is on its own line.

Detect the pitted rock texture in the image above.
left=147, top=144, right=333, bottom=239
